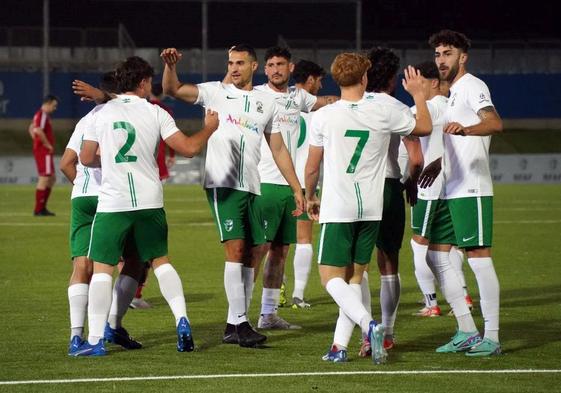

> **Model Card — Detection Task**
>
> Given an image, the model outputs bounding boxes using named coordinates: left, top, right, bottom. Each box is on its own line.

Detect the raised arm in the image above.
left=161, top=48, right=200, bottom=104
left=72, top=80, right=109, bottom=104
left=402, top=66, right=432, bottom=136
left=265, top=132, right=305, bottom=215
left=312, top=95, right=339, bottom=111
left=445, top=106, right=503, bottom=136
left=164, top=109, right=219, bottom=158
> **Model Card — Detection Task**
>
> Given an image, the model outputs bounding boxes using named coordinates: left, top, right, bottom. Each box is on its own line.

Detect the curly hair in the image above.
left=414, top=61, right=440, bottom=80
left=115, top=56, right=154, bottom=93
left=331, top=52, right=371, bottom=87
left=264, top=46, right=291, bottom=62
left=366, top=47, right=400, bottom=93
left=428, top=29, right=471, bottom=52
left=293, top=60, right=325, bottom=84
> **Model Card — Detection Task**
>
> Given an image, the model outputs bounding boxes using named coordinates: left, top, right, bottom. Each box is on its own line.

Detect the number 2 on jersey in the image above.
left=113, top=121, right=137, bottom=163
left=344, top=129, right=369, bottom=173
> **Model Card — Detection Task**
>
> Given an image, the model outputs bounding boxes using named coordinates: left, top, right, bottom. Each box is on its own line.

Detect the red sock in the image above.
left=135, top=284, right=144, bottom=299
left=34, top=189, right=46, bottom=213
left=44, top=187, right=52, bottom=209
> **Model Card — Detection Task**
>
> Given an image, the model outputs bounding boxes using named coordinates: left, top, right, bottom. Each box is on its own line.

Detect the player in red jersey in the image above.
left=32, top=95, right=59, bottom=216
left=151, top=83, right=176, bottom=182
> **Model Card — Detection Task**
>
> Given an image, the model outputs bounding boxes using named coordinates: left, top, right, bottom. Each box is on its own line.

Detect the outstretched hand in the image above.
left=160, top=48, right=183, bottom=67
left=72, top=80, right=103, bottom=102
left=418, top=157, right=442, bottom=189
left=402, top=66, right=424, bottom=97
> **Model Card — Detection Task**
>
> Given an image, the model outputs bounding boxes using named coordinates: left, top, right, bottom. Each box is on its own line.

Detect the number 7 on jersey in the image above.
left=344, top=129, right=369, bottom=173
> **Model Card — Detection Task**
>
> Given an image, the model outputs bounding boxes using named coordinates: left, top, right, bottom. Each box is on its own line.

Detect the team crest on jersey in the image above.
left=478, top=93, right=489, bottom=104
left=224, top=219, right=234, bottom=232
left=263, top=220, right=268, bottom=230
left=450, top=93, right=456, bottom=107
left=256, top=101, right=264, bottom=114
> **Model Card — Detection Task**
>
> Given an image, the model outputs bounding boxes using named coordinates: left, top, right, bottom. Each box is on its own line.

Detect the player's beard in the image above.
left=441, top=61, right=460, bottom=83
left=269, top=75, right=289, bottom=90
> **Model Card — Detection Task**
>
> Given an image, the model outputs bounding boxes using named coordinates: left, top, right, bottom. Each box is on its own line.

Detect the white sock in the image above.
left=468, top=257, right=500, bottom=342
left=154, top=263, right=188, bottom=326
left=411, top=239, right=437, bottom=307
left=68, top=283, right=89, bottom=339
left=332, top=283, right=362, bottom=348
left=224, top=262, right=247, bottom=324
left=261, top=287, right=280, bottom=315
left=360, top=271, right=372, bottom=318
left=242, top=266, right=255, bottom=314
left=292, top=243, right=313, bottom=300
left=325, top=277, right=371, bottom=336
left=380, top=274, right=400, bottom=337
left=427, top=250, right=477, bottom=332
left=87, top=273, right=113, bottom=344
left=450, top=246, right=468, bottom=295
left=108, top=274, right=138, bottom=329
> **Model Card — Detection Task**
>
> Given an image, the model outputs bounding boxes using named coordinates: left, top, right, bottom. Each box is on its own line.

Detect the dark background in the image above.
left=1, top=0, right=559, bottom=48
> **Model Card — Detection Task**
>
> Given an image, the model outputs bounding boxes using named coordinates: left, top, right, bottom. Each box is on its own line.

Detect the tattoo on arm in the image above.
left=404, top=134, right=419, bottom=141
left=477, top=106, right=497, bottom=121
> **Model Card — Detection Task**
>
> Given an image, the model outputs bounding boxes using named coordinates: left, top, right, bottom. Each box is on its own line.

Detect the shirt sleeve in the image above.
left=266, top=104, right=281, bottom=134
left=194, top=81, right=218, bottom=107
left=466, top=79, right=494, bottom=113
left=34, top=111, right=47, bottom=129
left=386, top=106, right=416, bottom=136
left=299, top=89, right=318, bottom=113
left=308, top=112, right=324, bottom=147
left=66, top=118, right=86, bottom=153
left=158, top=106, right=181, bottom=140
left=83, top=116, right=99, bottom=142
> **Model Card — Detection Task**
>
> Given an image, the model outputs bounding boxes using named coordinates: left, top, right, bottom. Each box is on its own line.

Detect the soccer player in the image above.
left=61, top=72, right=148, bottom=355
left=150, top=83, right=176, bottom=182
left=426, top=29, right=503, bottom=356
left=362, top=47, right=424, bottom=351
left=291, top=60, right=326, bottom=309
left=74, top=56, right=219, bottom=356
left=305, top=52, right=432, bottom=363
left=31, top=94, right=58, bottom=216
left=161, top=45, right=305, bottom=347
left=252, top=47, right=336, bottom=329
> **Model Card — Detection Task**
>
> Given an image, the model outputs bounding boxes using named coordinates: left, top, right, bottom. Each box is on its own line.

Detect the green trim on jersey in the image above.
left=354, top=182, right=364, bottom=219
left=82, top=167, right=90, bottom=194
left=297, top=115, right=306, bottom=148
left=238, top=135, right=246, bottom=188
left=127, top=172, right=138, bottom=208
left=243, top=95, right=250, bottom=113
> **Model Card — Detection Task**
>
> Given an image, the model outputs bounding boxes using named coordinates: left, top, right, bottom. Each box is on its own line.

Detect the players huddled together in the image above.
left=62, top=29, right=503, bottom=362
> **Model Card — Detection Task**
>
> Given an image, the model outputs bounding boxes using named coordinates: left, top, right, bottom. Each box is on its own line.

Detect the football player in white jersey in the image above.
left=252, top=47, right=337, bottom=329
left=161, top=45, right=305, bottom=347
left=409, top=62, right=473, bottom=318
left=74, top=56, right=219, bottom=356
left=424, top=30, right=503, bottom=356
left=306, top=52, right=432, bottom=363
left=360, top=47, right=424, bottom=352
left=290, top=60, right=326, bottom=309
left=61, top=72, right=144, bottom=355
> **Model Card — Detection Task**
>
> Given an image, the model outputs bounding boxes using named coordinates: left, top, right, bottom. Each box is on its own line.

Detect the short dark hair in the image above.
left=428, top=29, right=471, bottom=53
left=293, top=60, right=325, bottom=84
left=264, top=46, right=291, bottom=62
left=366, top=47, right=400, bottom=93
left=152, top=83, right=163, bottom=97
left=115, top=56, right=154, bottom=93
left=414, top=61, right=440, bottom=80
left=43, top=94, right=59, bottom=104
left=99, top=71, right=119, bottom=94
left=230, top=43, right=257, bottom=62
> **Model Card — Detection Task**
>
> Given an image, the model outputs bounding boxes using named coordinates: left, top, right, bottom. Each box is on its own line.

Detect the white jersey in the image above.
left=255, top=84, right=317, bottom=186
left=364, top=92, right=414, bottom=179
left=411, top=95, right=448, bottom=200
left=443, top=73, right=495, bottom=199
left=66, top=105, right=103, bottom=199
left=83, top=95, right=179, bottom=212
left=309, top=99, right=415, bottom=223
left=296, top=111, right=313, bottom=187
left=195, top=82, right=279, bottom=195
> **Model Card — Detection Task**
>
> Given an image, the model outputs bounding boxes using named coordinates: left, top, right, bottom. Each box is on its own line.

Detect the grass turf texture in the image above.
left=0, top=184, right=560, bottom=392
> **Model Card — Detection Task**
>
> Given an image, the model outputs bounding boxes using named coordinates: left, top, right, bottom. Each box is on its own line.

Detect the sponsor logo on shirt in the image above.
left=224, top=219, right=234, bottom=232
left=478, top=93, right=490, bottom=104
left=226, top=114, right=260, bottom=133
left=275, top=114, right=299, bottom=125
left=450, top=93, right=457, bottom=107
left=226, top=96, right=238, bottom=99
left=467, top=188, right=478, bottom=193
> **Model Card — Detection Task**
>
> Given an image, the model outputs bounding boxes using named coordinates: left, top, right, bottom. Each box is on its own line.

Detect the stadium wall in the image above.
left=0, top=72, right=560, bottom=123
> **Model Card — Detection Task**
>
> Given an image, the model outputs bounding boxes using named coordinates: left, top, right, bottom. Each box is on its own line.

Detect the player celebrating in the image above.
left=291, top=59, right=326, bottom=309
left=74, top=56, right=219, bottom=356
left=161, top=45, right=304, bottom=347
left=31, top=94, right=59, bottom=216
left=252, top=47, right=336, bottom=329
left=305, top=52, right=432, bottom=363
left=426, top=29, right=503, bottom=356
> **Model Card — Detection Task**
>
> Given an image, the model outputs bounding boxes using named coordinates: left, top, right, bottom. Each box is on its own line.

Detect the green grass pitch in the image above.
left=0, top=184, right=560, bottom=392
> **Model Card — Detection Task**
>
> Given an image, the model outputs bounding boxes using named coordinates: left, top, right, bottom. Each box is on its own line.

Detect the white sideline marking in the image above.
left=1, top=369, right=560, bottom=386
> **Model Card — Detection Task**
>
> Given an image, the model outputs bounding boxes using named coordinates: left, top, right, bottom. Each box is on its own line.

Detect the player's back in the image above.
left=91, top=95, right=177, bottom=212
left=310, top=99, right=414, bottom=223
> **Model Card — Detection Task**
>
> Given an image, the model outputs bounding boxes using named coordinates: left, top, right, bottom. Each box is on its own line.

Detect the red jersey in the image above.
left=32, top=109, right=54, bottom=151
left=150, top=99, right=176, bottom=180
